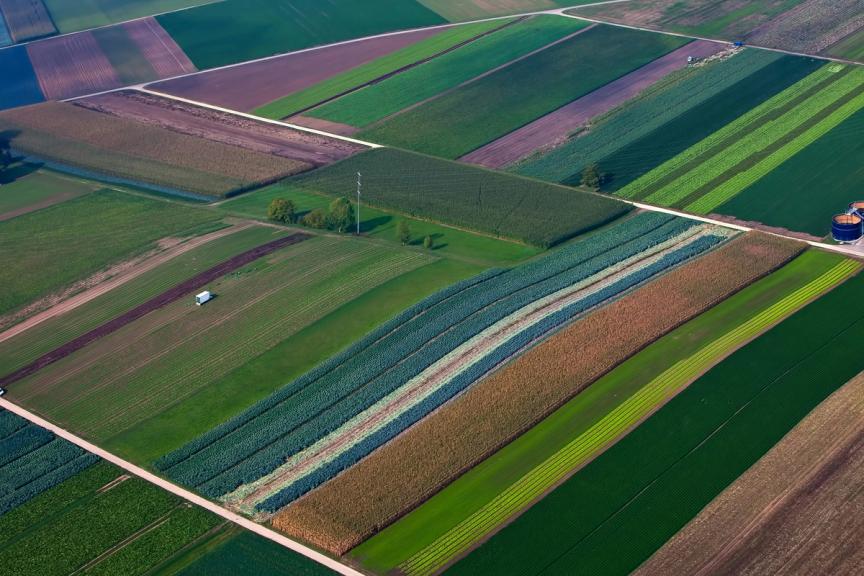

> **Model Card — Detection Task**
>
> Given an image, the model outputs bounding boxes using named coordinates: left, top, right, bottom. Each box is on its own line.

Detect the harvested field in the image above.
left=78, top=91, right=364, bottom=166
left=417, top=0, right=594, bottom=21
left=0, top=233, right=308, bottom=387
left=287, top=116, right=358, bottom=137
left=0, top=102, right=310, bottom=197
left=636, top=370, right=864, bottom=576
left=119, top=17, right=195, bottom=78
left=462, top=40, right=723, bottom=169
left=149, top=26, right=444, bottom=112
left=26, top=31, right=119, bottom=100
left=746, top=0, right=864, bottom=56
left=0, top=0, right=56, bottom=42
left=276, top=233, right=802, bottom=556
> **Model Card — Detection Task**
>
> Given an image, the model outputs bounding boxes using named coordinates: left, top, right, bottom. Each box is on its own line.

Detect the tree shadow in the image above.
left=409, top=232, right=447, bottom=251
left=0, top=161, right=41, bottom=185
left=360, top=215, right=392, bottom=234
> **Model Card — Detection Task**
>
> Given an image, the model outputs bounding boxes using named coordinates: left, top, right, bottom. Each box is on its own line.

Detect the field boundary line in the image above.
left=0, top=398, right=368, bottom=576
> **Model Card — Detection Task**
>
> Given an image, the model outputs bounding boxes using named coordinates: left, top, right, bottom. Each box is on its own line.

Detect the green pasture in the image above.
left=309, top=15, right=587, bottom=127
left=0, top=165, right=100, bottom=219
left=353, top=249, right=852, bottom=573
left=254, top=19, right=508, bottom=119
left=43, top=0, right=219, bottom=34
left=448, top=255, right=864, bottom=576
left=219, top=182, right=541, bottom=265
left=157, top=0, right=446, bottom=70
left=106, top=257, right=480, bottom=463
left=360, top=25, right=689, bottom=158
left=0, top=188, right=221, bottom=317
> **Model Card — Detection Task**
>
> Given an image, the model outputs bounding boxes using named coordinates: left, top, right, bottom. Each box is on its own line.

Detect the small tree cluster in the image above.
left=267, top=198, right=296, bottom=224
left=269, top=196, right=355, bottom=232
left=580, top=163, right=605, bottom=190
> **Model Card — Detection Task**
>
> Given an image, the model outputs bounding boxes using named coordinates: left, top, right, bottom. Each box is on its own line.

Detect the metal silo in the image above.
left=849, top=202, right=864, bottom=218
left=832, top=213, right=863, bottom=243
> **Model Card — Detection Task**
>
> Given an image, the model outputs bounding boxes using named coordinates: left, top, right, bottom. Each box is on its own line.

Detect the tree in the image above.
left=397, top=220, right=411, bottom=245
left=580, top=163, right=603, bottom=189
left=0, top=138, right=11, bottom=182
left=327, top=197, right=354, bottom=233
left=423, top=235, right=434, bottom=250
left=302, top=208, right=328, bottom=229
left=266, top=198, right=296, bottom=224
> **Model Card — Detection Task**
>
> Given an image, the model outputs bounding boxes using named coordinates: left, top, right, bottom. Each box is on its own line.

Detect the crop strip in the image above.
left=398, top=258, right=860, bottom=576
left=0, top=233, right=308, bottom=388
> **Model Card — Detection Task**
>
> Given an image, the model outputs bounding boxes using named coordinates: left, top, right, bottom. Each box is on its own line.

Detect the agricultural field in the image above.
left=0, top=102, right=309, bottom=197
left=10, top=235, right=434, bottom=449
left=746, top=0, right=864, bottom=57
left=0, top=45, right=44, bottom=109
left=42, top=0, right=219, bottom=34
left=278, top=232, right=803, bottom=556
left=361, top=25, right=690, bottom=158
left=350, top=248, right=852, bottom=574
left=0, top=0, right=56, bottom=42
left=155, top=0, right=447, bottom=70
left=637, top=370, right=864, bottom=576
left=447, top=254, right=864, bottom=576
left=285, top=148, right=629, bottom=248
left=156, top=213, right=731, bottom=519
left=516, top=49, right=820, bottom=190
left=305, top=16, right=588, bottom=128
left=0, top=188, right=220, bottom=319
left=0, top=165, right=102, bottom=221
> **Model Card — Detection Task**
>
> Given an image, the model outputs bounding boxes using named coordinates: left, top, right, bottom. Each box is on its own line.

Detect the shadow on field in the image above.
left=361, top=215, right=392, bottom=233
left=1, top=162, right=42, bottom=185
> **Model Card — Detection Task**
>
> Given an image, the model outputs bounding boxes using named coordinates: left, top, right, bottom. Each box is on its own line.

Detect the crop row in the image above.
left=0, top=409, right=27, bottom=439
left=254, top=231, right=729, bottom=512
left=160, top=213, right=682, bottom=492
left=399, top=257, right=861, bottom=575
left=618, top=63, right=838, bottom=199
left=0, top=424, right=54, bottom=468
left=645, top=67, right=864, bottom=207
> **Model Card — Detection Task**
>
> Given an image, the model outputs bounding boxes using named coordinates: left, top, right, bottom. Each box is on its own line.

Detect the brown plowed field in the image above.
left=123, top=17, right=196, bottom=78
left=26, top=31, right=120, bottom=100
left=287, top=115, right=359, bottom=137
left=0, top=0, right=55, bottom=42
left=147, top=27, right=446, bottom=112
left=635, top=371, right=864, bottom=576
left=0, top=233, right=308, bottom=387
left=461, top=40, right=724, bottom=169
left=77, top=91, right=363, bottom=166
left=272, top=233, right=804, bottom=555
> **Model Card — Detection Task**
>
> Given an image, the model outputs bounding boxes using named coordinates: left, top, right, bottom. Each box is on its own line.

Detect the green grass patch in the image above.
left=43, top=0, right=219, bottom=34
left=0, top=165, right=100, bottom=219
left=309, top=15, right=587, bottom=127
left=253, top=19, right=508, bottom=119
left=0, top=188, right=220, bottom=317
left=157, top=0, right=446, bottom=70
left=106, top=257, right=481, bottom=463
left=284, top=148, right=629, bottom=248
left=354, top=249, right=851, bottom=573
left=448, top=255, right=864, bottom=576
left=220, top=182, right=541, bottom=265
left=360, top=25, right=689, bottom=158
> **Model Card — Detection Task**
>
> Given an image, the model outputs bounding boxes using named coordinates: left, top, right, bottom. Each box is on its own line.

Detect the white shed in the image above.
left=195, top=291, right=212, bottom=306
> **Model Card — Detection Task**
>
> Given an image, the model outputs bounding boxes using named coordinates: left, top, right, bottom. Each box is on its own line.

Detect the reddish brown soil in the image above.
left=706, top=213, right=823, bottom=242
left=461, top=40, right=724, bottom=168
left=148, top=27, right=446, bottom=112
left=0, top=232, right=309, bottom=388
left=122, top=17, right=196, bottom=78
left=26, top=31, right=120, bottom=100
left=287, top=115, right=359, bottom=137
left=77, top=91, right=364, bottom=166
left=0, top=0, right=55, bottom=42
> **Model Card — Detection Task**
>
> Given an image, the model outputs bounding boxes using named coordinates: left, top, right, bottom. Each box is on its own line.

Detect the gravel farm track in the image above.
left=0, top=232, right=309, bottom=388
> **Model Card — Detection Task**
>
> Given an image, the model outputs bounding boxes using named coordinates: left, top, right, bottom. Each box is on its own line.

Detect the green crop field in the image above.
left=0, top=166, right=101, bottom=220
left=0, top=189, right=220, bottom=318
left=360, top=25, right=689, bottom=158
left=13, top=236, right=433, bottom=446
left=285, top=148, right=629, bottom=248
left=354, top=249, right=854, bottom=574
left=308, top=16, right=588, bottom=127
left=718, top=106, right=864, bottom=236
left=827, top=28, right=864, bottom=60
left=43, top=0, right=218, bottom=34
left=448, top=254, right=864, bottom=576
left=254, top=19, right=508, bottom=119
left=157, top=0, right=447, bottom=70
left=220, top=183, right=541, bottom=264
left=91, top=24, right=159, bottom=84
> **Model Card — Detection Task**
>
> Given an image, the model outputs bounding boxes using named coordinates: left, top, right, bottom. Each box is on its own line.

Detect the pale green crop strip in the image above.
left=616, top=64, right=839, bottom=200
left=399, top=259, right=860, bottom=576
left=642, top=67, right=864, bottom=207
left=687, top=88, right=864, bottom=213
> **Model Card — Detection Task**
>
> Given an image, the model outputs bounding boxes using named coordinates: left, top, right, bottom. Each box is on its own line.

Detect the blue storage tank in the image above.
left=832, top=213, right=863, bottom=243
left=849, top=202, right=864, bottom=218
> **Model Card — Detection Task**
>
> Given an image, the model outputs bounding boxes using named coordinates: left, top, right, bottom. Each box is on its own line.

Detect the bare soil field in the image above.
left=287, top=116, right=359, bottom=137
left=0, top=232, right=308, bottom=388
left=461, top=40, right=724, bottom=169
left=121, top=17, right=196, bottom=78
left=746, top=0, right=864, bottom=56
left=78, top=91, right=364, bottom=166
left=148, top=27, right=445, bottom=112
left=635, top=371, right=864, bottom=576
left=26, top=31, right=120, bottom=99
left=0, top=0, right=56, bottom=42
left=273, top=233, right=803, bottom=555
